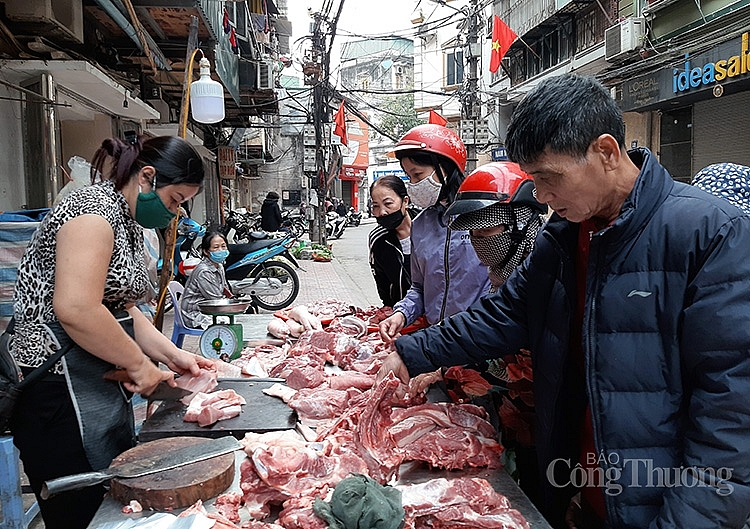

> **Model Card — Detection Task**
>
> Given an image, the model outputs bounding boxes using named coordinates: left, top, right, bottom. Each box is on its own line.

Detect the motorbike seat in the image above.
left=228, top=238, right=279, bottom=255
left=248, top=231, right=269, bottom=240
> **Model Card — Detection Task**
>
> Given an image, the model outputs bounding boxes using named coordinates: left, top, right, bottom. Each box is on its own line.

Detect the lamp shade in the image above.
left=190, top=57, right=225, bottom=124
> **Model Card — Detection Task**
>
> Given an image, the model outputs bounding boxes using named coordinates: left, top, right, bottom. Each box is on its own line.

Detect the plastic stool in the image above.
left=0, top=436, right=39, bottom=529
left=166, top=281, right=203, bottom=348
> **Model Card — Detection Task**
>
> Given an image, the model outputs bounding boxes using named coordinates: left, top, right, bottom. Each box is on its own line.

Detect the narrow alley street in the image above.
left=168, top=215, right=381, bottom=356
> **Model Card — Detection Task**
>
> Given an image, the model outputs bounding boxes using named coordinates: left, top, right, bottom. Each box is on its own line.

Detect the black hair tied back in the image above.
left=90, top=133, right=145, bottom=189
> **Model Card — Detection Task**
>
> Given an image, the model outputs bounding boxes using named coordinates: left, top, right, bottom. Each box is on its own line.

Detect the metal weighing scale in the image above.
left=197, top=299, right=253, bottom=360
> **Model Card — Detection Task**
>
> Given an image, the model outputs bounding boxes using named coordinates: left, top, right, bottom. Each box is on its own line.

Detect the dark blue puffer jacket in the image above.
left=396, top=149, right=750, bottom=529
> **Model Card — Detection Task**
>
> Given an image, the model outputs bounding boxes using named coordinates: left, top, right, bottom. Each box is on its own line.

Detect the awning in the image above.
left=0, top=60, right=159, bottom=120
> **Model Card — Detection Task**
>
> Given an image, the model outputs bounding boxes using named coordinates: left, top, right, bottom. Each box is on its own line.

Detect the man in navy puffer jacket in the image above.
left=377, top=74, right=750, bottom=529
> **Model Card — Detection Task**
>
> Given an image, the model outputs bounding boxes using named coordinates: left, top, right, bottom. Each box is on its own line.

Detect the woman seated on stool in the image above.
left=181, top=231, right=232, bottom=329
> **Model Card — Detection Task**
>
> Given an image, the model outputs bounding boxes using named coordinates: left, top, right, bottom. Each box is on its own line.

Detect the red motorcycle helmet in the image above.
left=391, top=124, right=467, bottom=172
left=445, top=162, right=546, bottom=221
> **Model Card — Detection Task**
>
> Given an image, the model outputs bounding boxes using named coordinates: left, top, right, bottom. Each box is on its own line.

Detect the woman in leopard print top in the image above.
left=8, top=134, right=215, bottom=529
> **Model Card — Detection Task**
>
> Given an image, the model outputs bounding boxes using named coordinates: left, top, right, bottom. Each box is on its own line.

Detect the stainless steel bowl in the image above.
left=197, top=299, right=253, bottom=315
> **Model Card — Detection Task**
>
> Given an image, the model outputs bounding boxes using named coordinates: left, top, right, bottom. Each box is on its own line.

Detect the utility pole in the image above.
left=301, top=2, right=345, bottom=245
left=461, top=0, right=483, bottom=172
left=303, top=12, right=327, bottom=244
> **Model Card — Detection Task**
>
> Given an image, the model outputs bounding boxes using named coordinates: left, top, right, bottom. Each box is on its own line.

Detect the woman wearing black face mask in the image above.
left=368, top=175, right=412, bottom=307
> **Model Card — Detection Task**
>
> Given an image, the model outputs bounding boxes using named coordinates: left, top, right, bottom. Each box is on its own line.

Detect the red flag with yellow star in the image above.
left=489, top=15, right=517, bottom=74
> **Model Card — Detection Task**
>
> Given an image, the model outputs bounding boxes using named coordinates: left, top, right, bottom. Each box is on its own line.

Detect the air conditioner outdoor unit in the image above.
left=396, top=66, right=404, bottom=74
left=605, top=18, right=645, bottom=63
left=257, top=61, right=274, bottom=90
left=4, top=0, right=84, bottom=43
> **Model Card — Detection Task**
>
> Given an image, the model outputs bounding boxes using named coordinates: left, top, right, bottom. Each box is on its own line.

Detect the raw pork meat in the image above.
left=326, top=371, right=375, bottom=391
left=238, top=431, right=368, bottom=517
left=183, top=389, right=246, bottom=427
left=241, top=522, right=285, bottom=529
left=276, top=496, right=327, bottom=529
left=174, top=367, right=219, bottom=404
left=397, top=477, right=529, bottom=529
left=179, top=499, right=242, bottom=529
left=389, top=403, right=502, bottom=470
left=231, top=344, right=288, bottom=377
left=213, top=492, right=242, bottom=524
left=263, top=383, right=363, bottom=427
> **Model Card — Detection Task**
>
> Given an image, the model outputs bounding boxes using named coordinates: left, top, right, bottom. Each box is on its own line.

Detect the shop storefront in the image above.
left=338, top=114, right=369, bottom=211
left=618, top=31, right=750, bottom=179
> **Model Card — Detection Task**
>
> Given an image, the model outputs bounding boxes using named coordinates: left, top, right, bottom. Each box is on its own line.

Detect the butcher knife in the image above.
left=41, top=435, right=242, bottom=499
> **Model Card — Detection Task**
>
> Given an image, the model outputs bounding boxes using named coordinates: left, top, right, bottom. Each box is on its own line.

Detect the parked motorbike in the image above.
left=281, top=208, right=307, bottom=238
left=225, top=232, right=301, bottom=311
left=326, top=211, right=347, bottom=240
left=157, top=216, right=205, bottom=285
left=346, top=207, right=362, bottom=227
left=221, top=209, right=262, bottom=243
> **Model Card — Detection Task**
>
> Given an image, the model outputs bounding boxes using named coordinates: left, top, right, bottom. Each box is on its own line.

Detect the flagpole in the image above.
left=517, top=36, right=542, bottom=62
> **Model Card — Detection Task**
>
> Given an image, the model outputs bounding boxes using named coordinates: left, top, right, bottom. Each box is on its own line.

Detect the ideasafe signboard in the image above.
left=620, top=32, right=750, bottom=112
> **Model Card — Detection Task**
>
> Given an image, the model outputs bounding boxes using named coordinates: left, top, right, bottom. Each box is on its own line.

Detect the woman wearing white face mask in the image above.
left=378, top=124, right=492, bottom=342
left=181, top=231, right=232, bottom=329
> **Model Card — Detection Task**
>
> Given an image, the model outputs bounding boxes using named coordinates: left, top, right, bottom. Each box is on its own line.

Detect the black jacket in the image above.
left=396, top=149, right=750, bottom=529
left=260, top=197, right=282, bottom=232
left=368, top=225, right=411, bottom=307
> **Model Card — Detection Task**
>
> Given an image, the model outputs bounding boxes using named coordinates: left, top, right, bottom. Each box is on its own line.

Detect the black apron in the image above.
left=49, top=312, right=136, bottom=471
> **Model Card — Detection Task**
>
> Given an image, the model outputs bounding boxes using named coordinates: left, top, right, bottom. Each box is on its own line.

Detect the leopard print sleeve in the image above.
left=11, top=181, right=149, bottom=370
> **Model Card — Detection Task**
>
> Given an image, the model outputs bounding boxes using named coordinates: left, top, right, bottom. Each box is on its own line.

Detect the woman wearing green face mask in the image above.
left=7, top=134, right=215, bottom=529
left=181, top=231, right=231, bottom=329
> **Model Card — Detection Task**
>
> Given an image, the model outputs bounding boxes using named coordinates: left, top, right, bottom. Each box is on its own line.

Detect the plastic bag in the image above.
left=53, top=156, right=98, bottom=206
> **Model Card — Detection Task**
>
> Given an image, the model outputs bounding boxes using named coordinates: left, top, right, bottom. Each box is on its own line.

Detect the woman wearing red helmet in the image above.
left=446, top=162, right=547, bottom=291
left=378, top=124, right=492, bottom=341
left=440, top=161, right=547, bottom=506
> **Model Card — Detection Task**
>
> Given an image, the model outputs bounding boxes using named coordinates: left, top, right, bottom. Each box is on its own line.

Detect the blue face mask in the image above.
left=209, top=249, right=229, bottom=264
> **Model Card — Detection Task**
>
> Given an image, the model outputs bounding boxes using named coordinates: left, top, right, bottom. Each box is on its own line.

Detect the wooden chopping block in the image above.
left=109, top=436, right=235, bottom=511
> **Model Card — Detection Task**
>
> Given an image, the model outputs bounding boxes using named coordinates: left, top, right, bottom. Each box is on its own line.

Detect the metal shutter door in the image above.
left=692, top=90, right=750, bottom=175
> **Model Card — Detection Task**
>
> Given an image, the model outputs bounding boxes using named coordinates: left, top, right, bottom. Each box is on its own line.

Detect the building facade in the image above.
left=0, top=0, right=291, bottom=225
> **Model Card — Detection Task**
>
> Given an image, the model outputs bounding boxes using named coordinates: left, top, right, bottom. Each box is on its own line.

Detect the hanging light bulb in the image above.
left=190, top=53, right=225, bottom=124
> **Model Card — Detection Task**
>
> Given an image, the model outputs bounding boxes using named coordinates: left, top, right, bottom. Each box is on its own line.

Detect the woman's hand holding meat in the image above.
left=124, top=354, right=175, bottom=396
left=378, top=311, right=406, bottom=343
left=163, top=348, right=215, bottom=378
left=128, top=307, right=212, bottom=377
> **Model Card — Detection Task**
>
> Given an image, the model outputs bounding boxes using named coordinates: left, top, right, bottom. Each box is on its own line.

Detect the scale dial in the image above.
left=199, top=324, right=239, bottom=359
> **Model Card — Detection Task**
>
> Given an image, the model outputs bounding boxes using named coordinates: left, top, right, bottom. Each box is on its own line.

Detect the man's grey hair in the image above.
left=505, top=74, right=626, bottom=165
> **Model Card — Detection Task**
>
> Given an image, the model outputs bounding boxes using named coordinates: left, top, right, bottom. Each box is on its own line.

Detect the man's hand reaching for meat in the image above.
left=409, top=369, right=442, bottom=398
left=376, top=351, right=411, bottom=387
